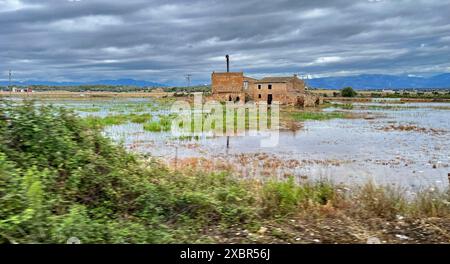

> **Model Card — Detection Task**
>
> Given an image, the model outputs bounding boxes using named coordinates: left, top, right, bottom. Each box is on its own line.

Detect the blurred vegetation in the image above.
left=289, top=111, right=348, bottom=121
left=22, top=85, right=154, bottom=93
left=341, top=87, right=357, bottom=97
left=321, top=103, right=354, bottom=110
left=1, top=85, right=212, bottom=94
left=165, top=85, right=211, bottom=93
left=1, top=100, right=450, bottom=244
left=82, top=113, right=153, bottom=129
left=373, top=91, right=450, bottom=99
left=143, top=115, right=174, bottom=132
left=0, top=100, right=258, bottom=243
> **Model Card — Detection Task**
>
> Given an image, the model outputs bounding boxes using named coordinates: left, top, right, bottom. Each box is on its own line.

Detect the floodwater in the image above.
left=16, top=97, right=450, bottom=190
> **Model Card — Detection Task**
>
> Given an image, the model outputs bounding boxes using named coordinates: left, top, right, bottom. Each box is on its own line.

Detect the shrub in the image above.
left=354, top=182, right=407, bottom=219
left=341, top=87, right=357, bottom=97
left=262, top=177, right=336, bottom=217
left=410, top=190, right=450, bottom=217
left=0, top=100, right=159, bottom=243
left=0, top=100, right=258, bottom=243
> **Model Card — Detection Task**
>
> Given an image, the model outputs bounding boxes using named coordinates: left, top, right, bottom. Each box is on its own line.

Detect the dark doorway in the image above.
left=228, top=95, right=232, bottom=101
left=297, top=96, right=305, bottom=107
left=267, top=94, right=273, bottom=105
left=236, top=96, right=240, bottom=102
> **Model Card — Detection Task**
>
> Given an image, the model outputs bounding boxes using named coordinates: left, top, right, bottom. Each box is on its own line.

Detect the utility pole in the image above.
left=9, top=70, right=12, bottom=87
left=225, top=54, right=230, bottom=150
left=8, top=69, right=12, bottom=94
left=185, top=74, right=192, bottom=88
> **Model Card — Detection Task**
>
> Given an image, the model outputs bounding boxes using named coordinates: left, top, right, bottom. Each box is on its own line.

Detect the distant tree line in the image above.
left=164, top=85, right=211, bottom=93
left=15, top=85, right=154, bottom=92
left=0, top=85, right=212, bottom=93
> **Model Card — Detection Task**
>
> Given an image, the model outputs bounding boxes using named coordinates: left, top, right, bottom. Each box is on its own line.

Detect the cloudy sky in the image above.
left=1, top=0, right=450, bottom=85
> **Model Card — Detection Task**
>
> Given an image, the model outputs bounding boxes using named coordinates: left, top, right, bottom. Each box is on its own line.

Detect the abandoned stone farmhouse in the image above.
left=211, top=71, right=321, bottom=107
left=210, top=57, right=320, bottom=107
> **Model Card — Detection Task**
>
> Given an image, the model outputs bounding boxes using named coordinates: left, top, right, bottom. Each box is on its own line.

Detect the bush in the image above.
left=262, top=177, right=336, bottom=217
left=0, top=100, right=257, bottom=243
left=341, top=87, right=357, bottom=97
left=0, top=100, right=161, bottom=243
left=354, top=182, right=407, bottom=219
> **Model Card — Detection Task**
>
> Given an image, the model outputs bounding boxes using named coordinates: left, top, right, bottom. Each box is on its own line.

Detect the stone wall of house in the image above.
left=244, top=76, right=258, bottom=100
left=212, top=92, right=247, bottom=102
left=210, top=72, right=321, bottom=106
left=296, top=93, right=322, bottom=107
left=211, top=72, right=246, bottom=101
left=290, top=78, right=306, bottom=93
left=211, top=72, right=244, bottom=93
left=252, top=82, right=289, bottom=103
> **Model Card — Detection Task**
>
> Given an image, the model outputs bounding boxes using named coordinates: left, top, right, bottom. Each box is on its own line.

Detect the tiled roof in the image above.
left=256, top=76, right=297, bottom=83
left=243, top=76, right=258, bottom=81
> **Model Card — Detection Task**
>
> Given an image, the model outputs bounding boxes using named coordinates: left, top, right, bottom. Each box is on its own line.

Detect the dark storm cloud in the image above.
left=1, top=0, right=450, bottom=84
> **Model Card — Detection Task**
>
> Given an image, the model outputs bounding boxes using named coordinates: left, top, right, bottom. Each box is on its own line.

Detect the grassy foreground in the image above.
left=1, top=100, right=450, bottom=244
left=289, top=111, right=348, bottom=121
left=82, top=113, right=153, bottom=128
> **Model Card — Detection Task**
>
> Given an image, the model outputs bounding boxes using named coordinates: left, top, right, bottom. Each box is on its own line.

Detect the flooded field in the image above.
left=17, top=97, right=450, bottom=190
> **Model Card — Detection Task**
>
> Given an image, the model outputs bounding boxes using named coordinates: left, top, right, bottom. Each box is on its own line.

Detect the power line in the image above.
left=185, top=74, right=192, bottom=87
left=8, top=69, right=12, bottom=90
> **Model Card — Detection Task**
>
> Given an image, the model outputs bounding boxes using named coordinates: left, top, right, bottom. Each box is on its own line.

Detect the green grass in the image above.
left=381, top=93, right=450, bottom=99
left=143, top=121, right=165, bottom=132
left=262, top=177, right=336, bottom=217
left=365, top=105, right=418, bottom=110
left=75, top=107, right=102, bottom=112
left=129, top=113, right=152, bottom=124
left=322, top=103, right=354, bottom=110
left=143, top=115, right=174, bottom=132
left=324, top=103, right=421, bottom=111
left=289, top=111, right=347, bottom=121
left=154, top=97, right=177, bottom=109
left=203, top=108, right=275, bottom=132
left=176, top=135, right=201, bottom=141
left=142, top=110, right=274, bottom=134
left=82, top=113, right=153, bottom=128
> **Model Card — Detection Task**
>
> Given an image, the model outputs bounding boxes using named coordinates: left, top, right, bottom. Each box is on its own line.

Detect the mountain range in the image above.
left=305, top=73, right=450, bottom=89
left=1, top=74, right=450, bottom=90
left=0, top=78, right=166, bottom=88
